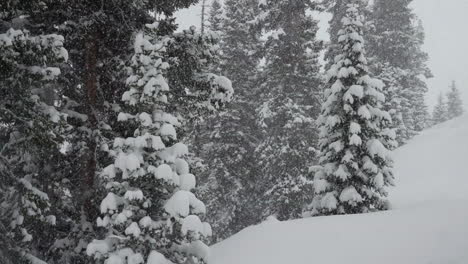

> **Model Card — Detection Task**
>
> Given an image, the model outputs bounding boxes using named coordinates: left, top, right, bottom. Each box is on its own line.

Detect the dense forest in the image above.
left=0, top=0, right=464, bottom=264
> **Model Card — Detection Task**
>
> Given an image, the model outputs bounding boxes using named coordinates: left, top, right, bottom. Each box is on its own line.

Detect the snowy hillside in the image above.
left=210, top=115, right=468, bottom=264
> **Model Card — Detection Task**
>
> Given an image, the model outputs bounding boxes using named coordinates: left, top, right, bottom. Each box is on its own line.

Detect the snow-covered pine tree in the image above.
left=204, top=0, right=224, bottom=75
left=220, top=0, right=263, bottom=95
left=410, top=32, right=431, bottom=132
left=255, top=0, right=322, bottom=220
left=0, top=28, right=68, bottom=263
left=311, top=4, right=396, bottom=216
left=375, top=63, right=407, bottom=147
left=14, top=5, right=193, bottom=261
left=446, top=81, right=464, bottom=120
left=368, top=0, right=432, bottom=142
left=189, top=0, right=264, bottom=242
left=165, top=26, right=234, bottom=119
left=432, top=92, right=448, bottom=125
left=191, top=106, right=260, bottom=243
left=208, top=0, right=223, bottom=36
left=87, top=24, right=212, bottom=264
left=22, top=0, right=209, bottom=221
left=9, top=1, right=229, bottom=261
left=323, top=0, right=369, bottom=70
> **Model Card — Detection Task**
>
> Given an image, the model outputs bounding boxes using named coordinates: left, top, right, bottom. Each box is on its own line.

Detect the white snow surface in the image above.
left=211, top=115, right=468, bottom=264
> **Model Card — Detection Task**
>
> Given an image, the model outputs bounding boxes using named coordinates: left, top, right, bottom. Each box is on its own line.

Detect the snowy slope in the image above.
left=390, top=115, right=468, bottom=208
left=210, top=115, right=468, bottom=264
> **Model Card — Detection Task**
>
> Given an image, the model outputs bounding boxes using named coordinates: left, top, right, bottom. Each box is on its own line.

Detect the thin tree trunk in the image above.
left=83, top=31, right=99, bottom=219
left=201, top=0, right=207, bottom=35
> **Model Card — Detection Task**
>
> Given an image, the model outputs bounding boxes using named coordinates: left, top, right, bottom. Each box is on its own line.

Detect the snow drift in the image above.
left=210, top=115, right=468, bottom=264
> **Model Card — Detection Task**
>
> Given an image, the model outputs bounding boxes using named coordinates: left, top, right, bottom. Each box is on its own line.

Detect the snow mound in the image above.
left=210, top=115, right=468, bottom=264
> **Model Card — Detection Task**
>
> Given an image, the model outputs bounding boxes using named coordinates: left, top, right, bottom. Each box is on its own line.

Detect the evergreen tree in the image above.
left=220, top=0, right=263, bottom=95
left=255, top=0, right=323, bottom=220
left=368, top=0, right=432, bottom=143
left=323, top=0, right=369, bottom=70
left=2, top=1, right=233, bottom=262
left=311, top=4, right=395, bottom=216
left=205, top=0, right=224, bottom=75
left=191, top=0, right=264, bottom=241
left=446, top=81, right=464, bottom=119
left=27, top=0, right=197, bottom=220
left=208, top=0, right=223, bottom=35
left=0, top=28, right=68, bottom=263
left=16, top=5, right=208, bottom=262
left=432, top=92, right=448, bottom=125
left=376, top=64, right=407, bottom=147
left=86, top=25, right=214, bottom=264
left=201, top=0, right=208, bottom=35
left=192, top=105, right=260, bottom=242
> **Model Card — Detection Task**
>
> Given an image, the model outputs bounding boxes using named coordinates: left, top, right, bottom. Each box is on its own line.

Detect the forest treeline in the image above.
left=0, top=0, right=464, bottom=263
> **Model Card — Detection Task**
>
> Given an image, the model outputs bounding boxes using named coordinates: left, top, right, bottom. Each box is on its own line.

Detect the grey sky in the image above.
left=175, top=0, right=468, bottom=110
left=411, top=0, right=468, bottom=109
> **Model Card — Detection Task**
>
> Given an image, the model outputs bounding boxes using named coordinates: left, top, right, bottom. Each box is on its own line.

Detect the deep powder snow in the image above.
left=210, top=115, right=468, bottom=264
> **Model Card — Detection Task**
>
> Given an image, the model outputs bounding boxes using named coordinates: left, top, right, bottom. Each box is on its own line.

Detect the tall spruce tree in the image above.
left=368, top=0, right=432, bottom=143
left=376, top=64, right=407, bottom=147
left=323, top=0, right=369, bottom=70
left=24, top=0, right=201, bottom=224
left=409, top=20, right=431, bottom=132
left=219, top=0, right=263, bottom=95
left=205, top=0, right=224, bottom=75
left=0, top=28, right=68, bottom=263
left=2, top=1, right=233, bottom=262
left=311, top=4, right=395, bottom=216
left=208, top=0, right=223, bottom=36
left=16, top=6, right=208, bottom=262
left=432, top=92, right=448, bottom=125
left=446, top=81, right=464, bottom=119
left=256, top=0, right=322, bottom=220
left=191, top=0, right=264, bottom=242
left=86, top=25, right=215, bottom=264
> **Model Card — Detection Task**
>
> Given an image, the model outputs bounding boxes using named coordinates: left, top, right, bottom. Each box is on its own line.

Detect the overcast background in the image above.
left=175, top=0, right=468, bottom=111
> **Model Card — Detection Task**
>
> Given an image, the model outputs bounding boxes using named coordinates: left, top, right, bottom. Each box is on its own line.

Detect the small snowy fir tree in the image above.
left=87, top=24, right=211, bottom=264
left=446, top=81, right=464, bottom=120
left=311, top=5, right=396, bottom=216
left=432, top=92, right=448, bottom=125
left=208, top=0, right=224, bottom=35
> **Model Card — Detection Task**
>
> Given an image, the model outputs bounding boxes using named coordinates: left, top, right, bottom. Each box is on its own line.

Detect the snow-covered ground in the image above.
left=210, top=115, right=468, bottom=264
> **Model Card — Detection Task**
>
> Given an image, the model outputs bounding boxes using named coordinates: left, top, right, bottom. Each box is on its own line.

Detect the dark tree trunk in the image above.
left=83, top=31, right=99, bottom=219
left=201, top=0, right=207, bottom=35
